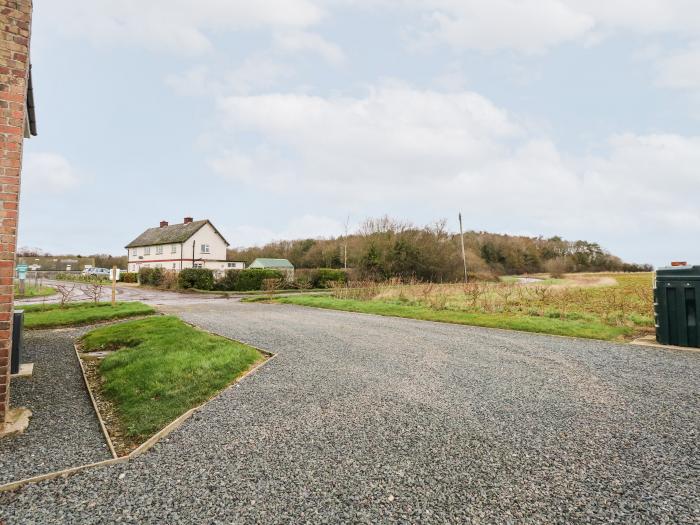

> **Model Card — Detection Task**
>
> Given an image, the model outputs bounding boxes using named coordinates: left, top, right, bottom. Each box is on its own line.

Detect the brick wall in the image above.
left=0, top=0, right=32, bottom=424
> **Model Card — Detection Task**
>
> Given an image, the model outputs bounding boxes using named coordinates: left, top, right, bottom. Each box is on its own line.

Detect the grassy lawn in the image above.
left=21, top=301, right=155, bottom=329
left=274, top=295, right=632, bottom=340
left=81, top=316, right=264, bottom=442
left=14, top=283, right=56, bottom=298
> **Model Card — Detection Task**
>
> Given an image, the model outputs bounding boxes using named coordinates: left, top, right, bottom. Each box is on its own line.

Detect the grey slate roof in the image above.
left=125, top=220, right=229, bottom=248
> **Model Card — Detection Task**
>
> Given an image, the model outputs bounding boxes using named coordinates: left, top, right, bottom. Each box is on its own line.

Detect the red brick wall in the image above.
left=0, top=0, right=32, bottom=423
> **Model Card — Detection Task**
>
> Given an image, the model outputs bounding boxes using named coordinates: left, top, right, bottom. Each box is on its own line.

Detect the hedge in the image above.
left=309, top=268, right=347, bottom=288
left=120, top=272, right=138, bottom=283
left=178, top=268, right=214, bottom=290
left=139, top=267, right=165, bottom=287
left=214, top=269, right=284, bottom=291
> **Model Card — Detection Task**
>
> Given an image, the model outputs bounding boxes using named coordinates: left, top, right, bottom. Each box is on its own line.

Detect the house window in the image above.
left=156, top=245, right=163, bottom=255
left=132, top=249, right=137, bottom=256
left=194, top=262, right=203, bottom=269
left=144, top=247, right=151, bottom=255
left=227, top=262, right=241, bottom=269
left=200, top=244, right=210, bottom=254
left=171, top=244, right=177, bottom=254
left=172, top=263, right=176, bottom=269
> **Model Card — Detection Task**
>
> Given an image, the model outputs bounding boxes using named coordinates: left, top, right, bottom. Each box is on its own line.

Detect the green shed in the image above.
left=249, top=258, right=295, bottom=279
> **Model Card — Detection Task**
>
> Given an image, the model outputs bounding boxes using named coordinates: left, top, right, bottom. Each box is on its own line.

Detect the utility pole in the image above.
left=459, top=212, right=468, bottom=283
left=343, top=215, right=350, bottom=270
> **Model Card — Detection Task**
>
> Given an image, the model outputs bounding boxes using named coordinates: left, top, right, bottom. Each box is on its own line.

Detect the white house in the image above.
left=125, top=217, right=244, bottom=273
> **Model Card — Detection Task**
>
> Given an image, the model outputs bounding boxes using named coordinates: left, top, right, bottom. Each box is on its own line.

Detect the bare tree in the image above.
left=80, top=280, right=104, bottom=304
left=55, top=283, right=77, bottom=307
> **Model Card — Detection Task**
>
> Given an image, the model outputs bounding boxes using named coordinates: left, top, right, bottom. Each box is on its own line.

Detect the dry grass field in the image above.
left=278, top=272, right=654, bottom=341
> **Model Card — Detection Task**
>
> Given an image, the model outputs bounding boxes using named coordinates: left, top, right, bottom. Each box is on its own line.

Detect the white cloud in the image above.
left=166, top=59, right=294, bottom=97
left=226, top=215, right=343, bottom=246
left=210, top=85, right=700, bottom=249
left=22, top=153, right=80, bottom=193
left=42, top=0, right=324, bottom=55
left=274, top=31, right=345, bottom=64
left=389, top=0, right=700, bottom=53
left=655, top=45, right=700, bottom=90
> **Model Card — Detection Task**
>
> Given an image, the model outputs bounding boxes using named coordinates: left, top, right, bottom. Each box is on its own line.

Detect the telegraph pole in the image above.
left=459, top=212, right=468, bottom=283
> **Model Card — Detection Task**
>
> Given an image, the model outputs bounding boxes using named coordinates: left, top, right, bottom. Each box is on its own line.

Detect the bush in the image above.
left=178, top=268, right=214, bottom=290
left=214, top=269, right=284, bottom=291
left=139, top=267, right=166, bottom=287
left=308, top=268, right=347, bottom=288
left=120, top=272, right=138, bottom=283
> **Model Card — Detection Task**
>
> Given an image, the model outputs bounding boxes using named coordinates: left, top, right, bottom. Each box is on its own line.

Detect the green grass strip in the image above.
left=81, top=316, right=264, bottom=439
left=22, top=301, right=155, bottom=329
left=275, top=296, right=631, bottom=341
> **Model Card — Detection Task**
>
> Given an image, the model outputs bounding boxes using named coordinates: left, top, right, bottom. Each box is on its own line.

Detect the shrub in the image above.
left=120, top=272, right=138, bottom=283
left=309, top=268, right=347, bottom=288
left=214, top=269, right=284, bottom=291
left=178, top=268, right=214, bottom=290
left=138, top=267, right=166, bottom=287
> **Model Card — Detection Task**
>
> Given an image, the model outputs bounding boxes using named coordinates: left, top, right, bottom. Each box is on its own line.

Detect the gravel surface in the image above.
left=0, top=328, right=112, bottom=484
left=2, top=302, right=698, bottom=523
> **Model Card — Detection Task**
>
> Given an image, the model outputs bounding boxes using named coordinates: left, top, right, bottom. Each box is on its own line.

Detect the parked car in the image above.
left=83, top=267, right=111, bottom=278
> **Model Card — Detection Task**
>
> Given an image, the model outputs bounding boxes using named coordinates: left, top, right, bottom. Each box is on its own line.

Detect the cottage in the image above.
left=125, top=218, right=243, bottom=273
left=249, top=258, right=295, bottom=279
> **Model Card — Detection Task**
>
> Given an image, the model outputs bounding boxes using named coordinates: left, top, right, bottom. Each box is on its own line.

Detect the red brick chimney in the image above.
left=184, top=217, right=193, bottom=224
left=160, top=220, right=168, bottom=228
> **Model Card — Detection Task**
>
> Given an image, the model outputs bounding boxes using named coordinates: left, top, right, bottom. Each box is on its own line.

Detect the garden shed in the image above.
left=249, top=258, right=295, bottom=280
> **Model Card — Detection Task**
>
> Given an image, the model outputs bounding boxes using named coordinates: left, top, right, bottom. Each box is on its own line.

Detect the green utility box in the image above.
left=654, top=265, right=700, bottom=347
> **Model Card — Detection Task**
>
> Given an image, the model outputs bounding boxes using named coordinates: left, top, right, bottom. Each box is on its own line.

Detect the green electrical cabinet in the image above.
left=654, top=266, right=700, bottom=347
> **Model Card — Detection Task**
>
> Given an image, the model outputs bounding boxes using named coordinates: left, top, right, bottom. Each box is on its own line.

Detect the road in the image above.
left=15, top=280, right=231, bottom=307
left=2, top=301, right=698, bottom=523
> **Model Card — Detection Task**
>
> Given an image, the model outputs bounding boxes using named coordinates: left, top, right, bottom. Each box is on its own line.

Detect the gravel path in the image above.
left=0, top=328, right=112, bottom=485
left=2, top=302, right=698, bottom=523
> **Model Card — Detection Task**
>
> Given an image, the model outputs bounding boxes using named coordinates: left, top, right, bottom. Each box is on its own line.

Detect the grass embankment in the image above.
left=14, top=283, right=56, bottom=298
left=22, top=301, right=155, bottom=329
left=81, top=316, right=264, bottom=444
left=273, top=273, right=654, bottom=341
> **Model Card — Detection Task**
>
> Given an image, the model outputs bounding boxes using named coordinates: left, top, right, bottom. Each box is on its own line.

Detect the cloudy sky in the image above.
left=19, top=1, right=700, bottom=266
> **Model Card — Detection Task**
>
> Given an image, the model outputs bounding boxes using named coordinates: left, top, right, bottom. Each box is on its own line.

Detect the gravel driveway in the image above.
left=2, top=302, right=698, bottom=523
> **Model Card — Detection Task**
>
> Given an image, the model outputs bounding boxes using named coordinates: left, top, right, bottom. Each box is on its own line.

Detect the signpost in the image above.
left=16, top=263, right=28, bottom=296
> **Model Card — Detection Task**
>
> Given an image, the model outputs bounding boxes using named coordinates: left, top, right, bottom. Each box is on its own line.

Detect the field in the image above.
left=275, top=273, right=654, bottom=341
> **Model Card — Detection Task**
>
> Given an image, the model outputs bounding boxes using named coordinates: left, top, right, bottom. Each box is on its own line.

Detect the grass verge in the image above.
left=273, top=295, right=633, bottom=341
left=80, top=316, right=264, bottom=449
left=14, top=283, right=56, bottom=298
left=22, top=301, right=155, bottom=329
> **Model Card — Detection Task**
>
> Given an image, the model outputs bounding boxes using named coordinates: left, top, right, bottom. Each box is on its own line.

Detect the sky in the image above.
left=18, top=0, right=700, bottom=267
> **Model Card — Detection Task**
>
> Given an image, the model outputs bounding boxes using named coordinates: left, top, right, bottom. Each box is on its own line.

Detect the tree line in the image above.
left=227, top=217, right=651, bottom=281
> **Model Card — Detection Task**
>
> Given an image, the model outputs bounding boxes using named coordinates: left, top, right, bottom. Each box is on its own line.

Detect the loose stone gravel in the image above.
left=1, top=302, right=698, bottom=523
left=0, top=328, right=112, bottom=484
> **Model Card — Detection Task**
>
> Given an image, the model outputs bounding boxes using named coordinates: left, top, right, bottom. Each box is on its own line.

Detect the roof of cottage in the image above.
left=125, top=220, right=229, bottom=248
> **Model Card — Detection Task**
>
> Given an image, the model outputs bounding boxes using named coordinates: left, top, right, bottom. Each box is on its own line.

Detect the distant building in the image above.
left=125, top=217, right=243, bottom=273
left=17, top=256, right=95, bottom=272
left=249, top=258, right=295, bottom=279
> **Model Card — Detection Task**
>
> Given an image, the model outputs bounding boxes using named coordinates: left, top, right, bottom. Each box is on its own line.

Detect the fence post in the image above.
left=111, top=265, right=117, bottom=306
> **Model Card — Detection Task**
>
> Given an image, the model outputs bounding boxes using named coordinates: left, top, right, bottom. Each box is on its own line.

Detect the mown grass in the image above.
left=81, top=316, right=264, bottom=439
left=14, top=283, right=56, bottom=298
left=274, top=295, right=632, bottom=340
left=22, top=301, right=155, bottom=329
